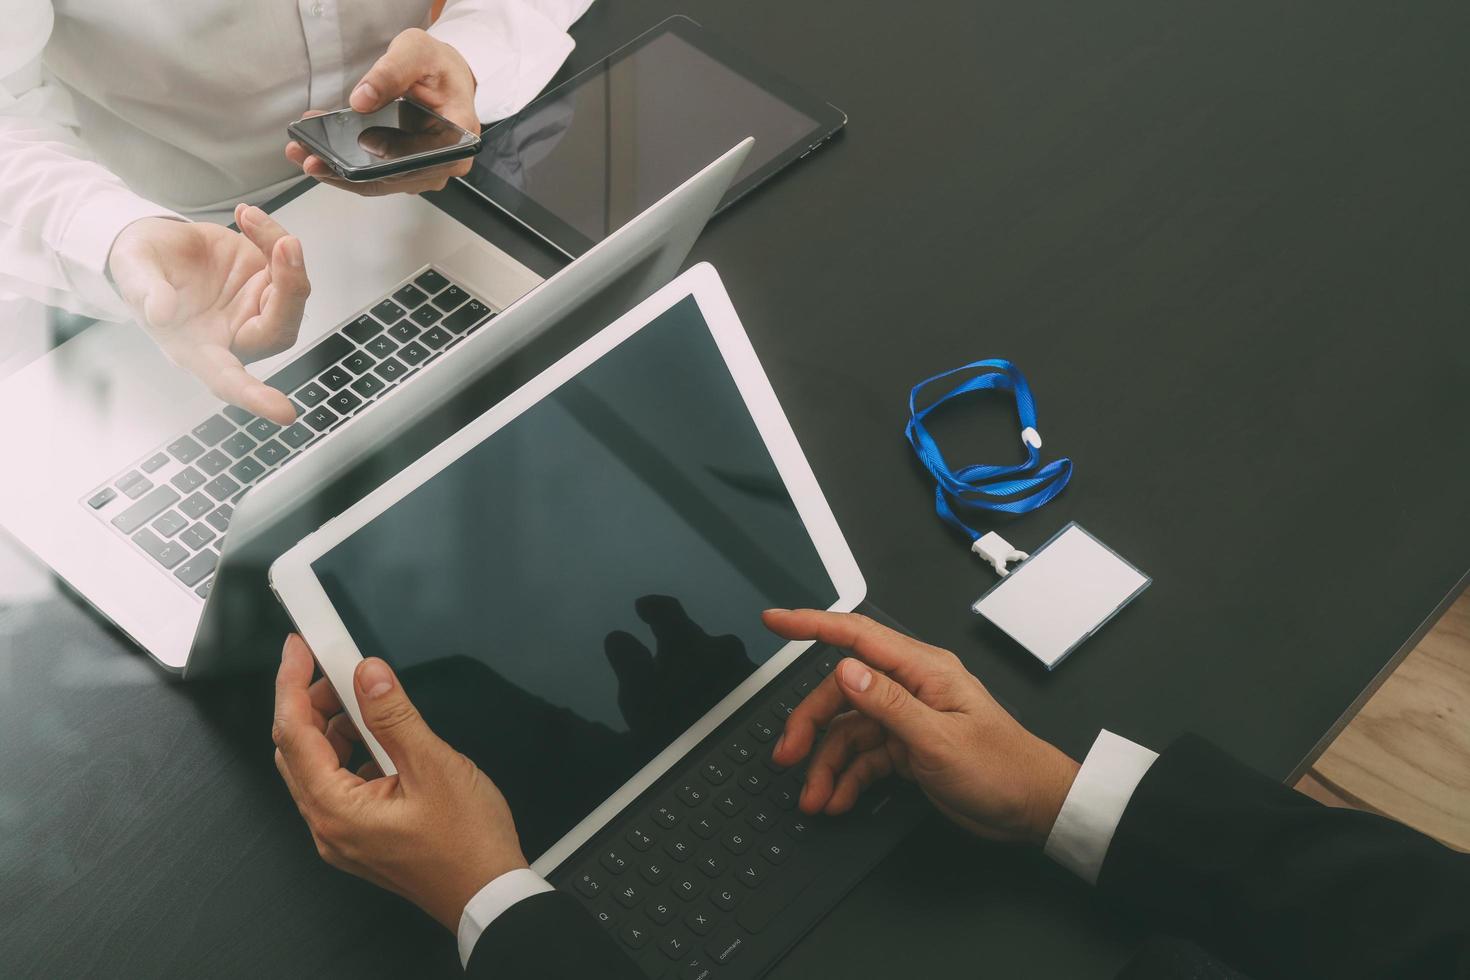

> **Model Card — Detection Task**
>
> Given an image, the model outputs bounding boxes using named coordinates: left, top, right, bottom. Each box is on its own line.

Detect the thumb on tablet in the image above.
left=355, top=657, right=441, bottom=779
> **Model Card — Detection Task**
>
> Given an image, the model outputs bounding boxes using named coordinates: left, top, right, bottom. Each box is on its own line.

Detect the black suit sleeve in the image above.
left=464, top=890, right=643, bottom=979
left=1096, top=734, right=1470, bottom=980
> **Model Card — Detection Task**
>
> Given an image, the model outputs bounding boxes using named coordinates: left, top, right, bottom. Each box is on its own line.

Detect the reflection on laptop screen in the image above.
left=311, top=296, right=837, bottom=858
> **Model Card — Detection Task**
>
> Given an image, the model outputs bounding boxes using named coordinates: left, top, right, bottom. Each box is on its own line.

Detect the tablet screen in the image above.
left=463, top=18, right=843, bottom=256
left=310, top=297, right=837, bottom=859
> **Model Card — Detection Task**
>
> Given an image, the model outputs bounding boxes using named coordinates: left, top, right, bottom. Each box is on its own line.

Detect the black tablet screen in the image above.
left=310, top=296, right=837, bottom=859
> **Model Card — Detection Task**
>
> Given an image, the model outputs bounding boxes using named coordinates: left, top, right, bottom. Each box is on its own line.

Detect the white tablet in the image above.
left=269, top=263, right=865, bottom=872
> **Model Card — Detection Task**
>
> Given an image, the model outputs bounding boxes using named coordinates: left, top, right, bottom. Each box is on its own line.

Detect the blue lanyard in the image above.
left=904, top=359, right=1073, bottom=542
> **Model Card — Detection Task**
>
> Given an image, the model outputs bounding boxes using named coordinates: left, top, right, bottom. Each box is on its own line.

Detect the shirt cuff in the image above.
left=456, top=867, right=555, bottom=968
left=429, top=1, right=576, bottom=123
left=1043, top=729, right=1159, bottom=885
left=56, top=186, right=182, bottom=320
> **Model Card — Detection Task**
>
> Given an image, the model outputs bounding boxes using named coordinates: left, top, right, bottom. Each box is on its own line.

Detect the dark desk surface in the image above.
left=3, top=0, right=1468, bottom=976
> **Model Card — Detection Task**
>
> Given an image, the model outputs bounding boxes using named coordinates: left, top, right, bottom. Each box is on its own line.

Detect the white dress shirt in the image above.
left=0, top=0, right=593, bottom=322
left=457, top=730, right=1161, bottom=968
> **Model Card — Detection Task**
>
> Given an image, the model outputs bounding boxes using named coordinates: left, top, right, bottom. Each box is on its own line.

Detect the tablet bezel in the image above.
left=460, top=15, right=848, bottom=258
left=269, top=262, right=866, bottom=874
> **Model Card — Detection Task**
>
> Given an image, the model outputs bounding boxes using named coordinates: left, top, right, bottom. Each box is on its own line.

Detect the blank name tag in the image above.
left=972, top=523, right=1149, bottom=670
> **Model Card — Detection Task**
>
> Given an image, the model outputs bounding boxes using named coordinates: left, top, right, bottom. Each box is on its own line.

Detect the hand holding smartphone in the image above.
left=287, top=98, right=481, bottom=183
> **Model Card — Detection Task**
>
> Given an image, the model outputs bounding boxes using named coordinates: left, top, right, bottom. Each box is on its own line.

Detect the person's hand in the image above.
left=766, top=609, right=1081, bottom=845
left=107, top=207, right=308, bottom=424
left=272, top=634, right=528, bottom=930
left=285, top=28, right=479, bottom=196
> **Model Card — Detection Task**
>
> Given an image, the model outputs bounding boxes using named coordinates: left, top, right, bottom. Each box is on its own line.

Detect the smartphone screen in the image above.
left=291, top=99, right=475, bottom=173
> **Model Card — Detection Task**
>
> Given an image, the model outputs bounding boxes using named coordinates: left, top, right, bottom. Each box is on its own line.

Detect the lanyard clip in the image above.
left=972, top=531, right=1029, bottom=577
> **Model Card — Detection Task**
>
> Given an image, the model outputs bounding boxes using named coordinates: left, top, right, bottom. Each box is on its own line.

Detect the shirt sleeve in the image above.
left=457, top=867, right=556, bottom=969
left=428, top=0, right=597, bottom=124
left=1043, top=729, right=1160, bottom=885
left=0, top=0, right=181, bottom=321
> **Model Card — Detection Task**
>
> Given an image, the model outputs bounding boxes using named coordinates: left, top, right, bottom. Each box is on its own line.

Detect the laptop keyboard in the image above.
left=82, top=266, right=496, bottom=600
left=558, top=646, right=845, bottom=980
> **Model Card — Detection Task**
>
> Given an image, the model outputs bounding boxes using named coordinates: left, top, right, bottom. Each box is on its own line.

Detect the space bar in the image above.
left=264, top=333, right=354, bottom=394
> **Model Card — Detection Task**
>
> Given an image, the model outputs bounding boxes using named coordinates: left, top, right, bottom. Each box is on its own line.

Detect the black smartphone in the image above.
left=286, top=98, right=481, bottom=182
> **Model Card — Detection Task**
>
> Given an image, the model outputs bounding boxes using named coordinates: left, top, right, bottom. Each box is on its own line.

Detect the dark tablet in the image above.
left=460, top=15, right=847, bottom=257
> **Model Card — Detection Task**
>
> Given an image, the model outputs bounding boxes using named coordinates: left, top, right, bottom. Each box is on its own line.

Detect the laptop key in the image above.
left=350, top=373, right=387, bottom=399
left=195, top=580, right=213, bottom=599
left=619, top=922, right=649, bottom=949
left=599, top=849, right=629, bottom=875
left=111, top=486, right=181, bottom=534
left=295, top=381, right=329, bottom=407
left=373, top=357, right=407, bottom=382
left=676, top=783, right=706, bottom=808
left=432, top=285, right=467, bottom=312
left=254, top=439, right=288, bottom=465
left=279, top=423, right=313, bottom=448
left=782, top=816, right=812, bottom=840
left=700, top=761, right=730, bottom=786
left=151, top=510, right=188, bottom=538
left=388, top=320, right=419, bottom=344
left=116, top=470, right=146, bottom=491
left=761, top=841, right=792, bottom=866
left=613, top=880, right=644, bottom=909
left=639, top=860, right=668, bottom=885
left=196, top=449, right=230, bottom=476
left=411, top=304, right=442, bottom=328
left=205, top=504, right=233, bottom=532
left=710, top=884, right=739, bottom=912
left=592, top=907, right=618, bottom=930
left=318, top=365, right=352, bottom=391
left=420, top=325, right=452, bottom=349
left=229, top=456, right=265, bottom=484
left=341, top=350, right=374, bottom=375
left=646, top=898, right=676, bottom=925
left=659, top=934, right=690, bottom=961
left=723, top=740, right=754, bottom=765
left=663, top=835, right=694, bottom=862
left=714, top=793, right=744, bottom=818
left=392, top=283, right=428, bottom=309
left=220, top=431, right=256, bottom=459
left=365, top=335, right=398, bottom=358
left=733, top=862, right=762, bottom=890
left=746, top=716, right=777, bottom=743
left=327, top=390, right=363, bottom=416
left=739, top=771, right=767, bottom=795
left=132, top=527, right=188, bottom=569
left=222, top=405, right=253, bottom=425
left=244, top=417, right=280, bottom=440
left=192, top=414, right=235, bottom=446
left=746, top=808, right=776, bottom=833
left=720, top=830, right=751, bottom=855
left=121, top=477, right=154, bottom=500
left=179, top=523, right=216, bottom=550
left=651, top=804, right=679, bottom=829
left=397, top=341, right=430, bottom=366
left=87, top=487, right=118, bottom=509
left=303, top=406, right=339, bottom=432
left=626, top=827, right=655, bottom=851
left=344, top=314, right=382, bottom=343
left=371, top=298, right=406, bottom=323
left=573, top=870, right=604, bottom=900
left=174, top=549, right=218, bottom=587
left=685, top=904, right=716, bottom=936
left=264, top=333, right=353, bottom=394
left=696, top=853, right=724, bottom=879
left=442, top=299, right=490, bottom=334
left=204, top=474, right=240, bottom=500
left=171, top=467, right=205, bottom=492
left=689, top=815, right=720, bottom=840
left=413, top=268, right=449, bottom=294
left=706, top=924, right=746, bottom=965
left=669, top=875, right=703, bottom=902
left=141, top=452, right=170, bottom=473
left=179, top=492, right=213, bottom=519
left=167, top=435, right=205, bottom=463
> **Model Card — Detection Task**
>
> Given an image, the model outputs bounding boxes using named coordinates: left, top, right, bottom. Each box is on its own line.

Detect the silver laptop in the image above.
left=0, top=140, right=752, bottom=676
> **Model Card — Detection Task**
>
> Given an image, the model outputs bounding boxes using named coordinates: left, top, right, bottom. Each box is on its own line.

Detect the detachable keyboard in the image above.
left=551, top=637, right=929, bottom=980
left=82, top=266, right=496, bottom=600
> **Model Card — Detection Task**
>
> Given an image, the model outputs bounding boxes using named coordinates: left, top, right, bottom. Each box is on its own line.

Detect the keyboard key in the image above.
left=443, top=299, right=490, bottom=333
left=689, top=814, right=720, bottom=840
left=771, top=698, right=796, bottom=719
left=151, top=510, right=188, bottom=537
left=676, top=783, right=706, bottom=808
left=591, top=907, right=618, bottom=930
left=195, top=580, right=213, bottom=599
left=793, top=676, right=815, bottom=698
left=344, top=314, right=382, bottom=344
left=206, top=504, right=233, bottom=532
left=141, top=452, right=169, bottom=473
left=397, top=341, right=430, bottom=365
left=696, top=853, right=724, bottom=879
left=663, top=835, right=694, bottom=862
left=763, top=753, right=788, bottom=775
left=660, top=935, right=690, bottom=960
left=365, top=334, right=398, bottom=358
left=707, top=926, right=747, bottom=968
left=371, top=298, right=406, bottom=323
left=264, top=333, right=353, bottom=394
left=392, top=283, right=428, bottom=309
left=196, top=449, right=230, bottom=476
left=303, top=406, right=339, bottom=432
left=413, top=268, right=449, bottom=294
left=710, top=885, right=739, bottom=912
left=599, top=849, right=629, bottom=875
left=745, top=807, right=776, bottom=833
left=747, top=717, right=777, bottom=743
left=341, top=350, right=375, bottom=375
left=714, top=793, right=744, bottom=818
left=279, top=423, right=313, bottom=448
left=121, top=477, right=153, bottom=499
left=372, top=357, right=407, bottom=382
left=411, top=304, right=442, bottom=328
left=645, top=898, right=676, bottom=925
left=815, top=649, right=840, bottom=673
left=612, top=880, right=644, bottom=909
left=388, top=320, right=419, bottom=343
left=573, top=870, right=604, bottom=900
left=720, top=830, right=751, bottom=856
left=739, top=771, right=767, bottom=795
left=222, top=405, right=253, bottom=425
left=295, top=381, right=329, bottom=407
left=734, top=862, right=763, bottom=889
left=220, top=431, right=256, bottom=459
left=204, top=474, right=240, bottom=500
left=318, top=365, right=352, bottom=391
left=133, top=527, right=189, bottom=568
left=619, top=922, right=649, bottom=949
left=254, top=439, right=288, bottom=465
left=327, top=389, right=362, bottom=415
left=432, top=285, right=467, bottom=311
left=685, top=904, right=716, bottom=936
left=244, top=417, right=280, bottom=440
left=171, top=467, right=205, bottom=492
left=651, top=804, right=679, bottom=829
left=783, top=816, right=811, bottom=840
left=167, top=435, right=205, bottom=463
left=669, top=875, right=703, bottom=902
left=626, top=827, right=655, bottom=851
left=723, top=740, right=754, bottom=765
left=350, top=373, right=387, bottom=399
left=179, top=493, right=213, bottom=519
left=87, top=487, right=117, bottom=509
left=229, top=456, right=265, bottom=483
left=116, top=470, right=146, bottom=491
left=111, top=486, right=181, bottom=534
left=192, top=415, right=235, bottom=446
left=735, top=862, right=816, bottom=934
left=420, top=325, right=452, bottom=349
left=761, top=841, right=792, bottom=866
left=680, top=956, right=713, bottom=980
left=179, top=523, right=216, bottom=550
left=638, top=859, right=668, bottom=885
left=701, top=761, right=730, bottom=786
